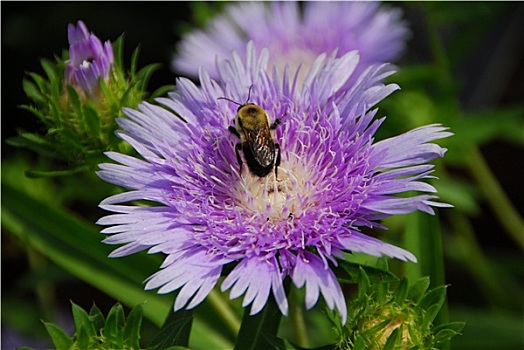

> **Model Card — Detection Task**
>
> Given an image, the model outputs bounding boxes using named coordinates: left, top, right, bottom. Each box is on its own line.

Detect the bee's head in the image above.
left=237, top=103, right=266, bottom=122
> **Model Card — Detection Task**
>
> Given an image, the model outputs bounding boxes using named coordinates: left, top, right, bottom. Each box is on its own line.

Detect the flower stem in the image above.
left=207, top=288, right=241, bottom=337
left=289, top=286, right=310, bottom=348
left=465, top=146, right=524, bottom=250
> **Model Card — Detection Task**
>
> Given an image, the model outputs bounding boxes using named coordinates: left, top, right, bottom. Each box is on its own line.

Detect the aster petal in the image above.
left=145, top=248, right=223, bottom=311
left=370, top=124, right=452, bottom=169
left=291, top=251, right=347, bottom=324
left=222, top=257, right=289, bottom=316
left=338, top=231, right=417, bottom=262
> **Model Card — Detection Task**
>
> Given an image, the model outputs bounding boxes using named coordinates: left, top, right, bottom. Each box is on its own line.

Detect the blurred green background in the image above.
left=2, top=2, right=523, bottom=349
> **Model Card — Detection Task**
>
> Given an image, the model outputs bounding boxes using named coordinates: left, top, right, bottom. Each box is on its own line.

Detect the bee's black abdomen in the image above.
left=242, top=144, right=274, bottom=177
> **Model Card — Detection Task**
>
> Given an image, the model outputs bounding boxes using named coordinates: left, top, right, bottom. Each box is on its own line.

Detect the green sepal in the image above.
left=407, top=277, right=431, bottom=303
left=418, top=286, right=447, bottom=331
left=89, top=304, right=106, bottom=333
left=393, top=278, right=409, bottom=305
left=148, top=309, right=193, bottom=350
left=123, top=304, right=144, bottom=350
left=433, top=322, right=465, bottom=345
left=71, top=301, right=97, bottom=340
left=104, top=303, right=126, bottom=348
left=43, top=321, right=74, bottom=349
left=334, top=259, right=399, bottom=285
left=382, top=327, right=401, bottom=350
left=23, top=79, right=47, bottom=105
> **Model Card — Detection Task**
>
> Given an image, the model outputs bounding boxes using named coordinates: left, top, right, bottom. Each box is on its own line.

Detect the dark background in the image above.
left=2, top=2, right=523, bottom=348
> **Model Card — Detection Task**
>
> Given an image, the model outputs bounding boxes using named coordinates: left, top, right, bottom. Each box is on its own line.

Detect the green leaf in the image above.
left=357, top=266, right=371, bottom=301
left=89, top=304, right=105, bottom=332
left=23, top=79, right=46, bottom=105
left=2, top=182, right=234, bottom=349
left=352, top=336, right=367, bottom=350
left=19, top=104, right=49, bottom=124
left=1, top=182, right=171, bottom=326
left=82, top=104, right=101, bottom=137
left=419, top=286, right=447, bottom=331
left=149, top=309, right=193, bottom=350
left=104, top=303, right=125, bottom=348
left=407, top=277, right=431, bottom=303
left=149, top=85, right=176, bottom=101
left=136, top=63, right=162, bottom=90
left=41, top=58, right=58, bottom=83
left=334, top=259, right=399, bottom=285
left=66, top=84, right=82, bottom=116
left=433, top=322, right=465, bottom=344
left=123, top=304, right=144, bottom=350
left=393, top=278, right=408, bottom=305
left=418, top=285, right=447, bottom=311
left=5, top=133, right=59, bottom=158
left=76, top=323, right=91, bottom=350
left=43, top=322, right=73, bottom=349
left=234, top=287, right=285, bottom=350
left=383, top=327, right=400, bottom=350
left=71, top=302, right=97, bottom=339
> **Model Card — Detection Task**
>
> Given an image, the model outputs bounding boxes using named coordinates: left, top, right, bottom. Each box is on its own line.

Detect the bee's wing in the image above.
left=243, top=126, right=275, bottom=167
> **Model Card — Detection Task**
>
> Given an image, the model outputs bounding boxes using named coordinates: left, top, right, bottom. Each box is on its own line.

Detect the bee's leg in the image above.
left=235, top=143, right=243, bottom=174
left=274, top=143, right=281, bottom=178
left=270, top=118, right=282, bottom=130
left=229, top=126, right=240, bottom=138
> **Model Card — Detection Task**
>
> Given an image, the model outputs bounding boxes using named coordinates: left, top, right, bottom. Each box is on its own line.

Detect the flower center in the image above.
left=231, top=153, right=314, bottom=224
left=81, top=57, right=95, bottom=68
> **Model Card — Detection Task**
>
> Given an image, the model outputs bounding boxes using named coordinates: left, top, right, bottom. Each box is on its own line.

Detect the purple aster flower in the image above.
left=173, top=1, right=408, bottom=86
left=65, top=21, right=114, bottom=97
left=97, top=43, right=451, bottom=323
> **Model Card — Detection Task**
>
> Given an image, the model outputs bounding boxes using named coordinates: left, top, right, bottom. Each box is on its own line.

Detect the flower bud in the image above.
left=65, top=21, right=114, bottom=98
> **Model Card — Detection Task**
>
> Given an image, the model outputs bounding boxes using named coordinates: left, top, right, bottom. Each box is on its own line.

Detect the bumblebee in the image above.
left=220, top=90, right=281, bottom=178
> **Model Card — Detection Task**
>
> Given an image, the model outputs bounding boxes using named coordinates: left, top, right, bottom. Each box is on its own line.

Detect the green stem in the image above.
left=289, top=286, right=309, bottom=348
left=207, top=288, right=241, bottom=337
left=27, top=247, right=55, bottom=321
left=465, top=146, right=524, bottom=250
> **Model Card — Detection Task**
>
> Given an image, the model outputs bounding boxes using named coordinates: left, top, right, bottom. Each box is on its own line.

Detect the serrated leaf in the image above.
left=120, top=83, right=138, bottom=108
left=98, top=78, right=118, bottom=110
left=149, top=309, right=193, bottom=350
left=136, top=63, right=162, bottom=90
left=149, top=85, right=175, bottom=101
left=130, top=45, right=140, bottom=79
left=89, top=304, right=105, bottom=332
left=82, top=104, right=101, bottom=137
left=433, top=326, right=464, bottom=344
left=43, top=322, right=73, bottom=349
left=28, top=71, right=47, bottom=92
left=19, top=104, right=48, bottom=124
left=76, top=323, right=91, bottom=350
left=422, top=303, right=444, bottom=331
left=5, top=134, right=58, bottom=158
left=407, top=277, right=431, bottom=303
left=418, top=285, right=447, bottom=311
left=353, top=336, right=366, bottom=350
left=357, top=266, right=370, bottom=300
left=433, top=321, right=466, bottom=334
left=66, top=84, right=82, bottom=116
left=123, top=304, right=143, bottom=350
left=41, top=58, right=58, bottom=83
left=23, top=79, right=46, bottom=105
left=393, top=278, right=409, bottom=305
left=334, top=259, right=399, bottom=285
left=383, top=327, right=400, bottom=350
left=104, top=303, right=125, bottom=348
left=112, top=36, right=125, bottom=72
left=72, top=302, right=97, bottom=339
